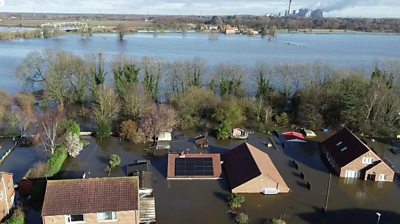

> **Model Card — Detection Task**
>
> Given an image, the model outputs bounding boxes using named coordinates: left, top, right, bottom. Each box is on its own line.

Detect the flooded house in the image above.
left=322, top=128, right=395, bottom=182
left=223, top=143, right=290, bottom=194
left=0, top=172, right=14, bottom=222
left=167, top=152, right=222, bottom=180
left=231, top=128, right=249, bottom=139
left=42, top=177, right=141, bottom=224
left=152, top=131, right=172, bottom=150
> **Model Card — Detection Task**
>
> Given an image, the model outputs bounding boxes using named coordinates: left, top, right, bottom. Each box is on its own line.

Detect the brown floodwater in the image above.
left=7, top=131, right=400, bottom=224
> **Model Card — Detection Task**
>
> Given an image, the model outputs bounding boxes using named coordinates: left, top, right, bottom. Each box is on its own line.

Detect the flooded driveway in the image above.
left=0, top=139, right=45, bottom=181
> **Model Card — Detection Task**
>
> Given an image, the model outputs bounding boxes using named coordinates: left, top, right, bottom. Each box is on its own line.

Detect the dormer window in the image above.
left=362, top=157, right=373, bottom=164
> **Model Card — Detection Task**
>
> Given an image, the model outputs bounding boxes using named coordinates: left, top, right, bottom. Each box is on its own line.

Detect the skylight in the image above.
left=336, top=141, right=343, bottom=146
left=340, top=147, right=347, bottom=152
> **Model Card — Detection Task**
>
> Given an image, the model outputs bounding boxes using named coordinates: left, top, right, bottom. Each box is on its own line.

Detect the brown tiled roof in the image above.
left=322, top=128, right=370, bottom=167
left=42, top=177, right=138, bottom=216
left=223, top=143, right=289, bottom=192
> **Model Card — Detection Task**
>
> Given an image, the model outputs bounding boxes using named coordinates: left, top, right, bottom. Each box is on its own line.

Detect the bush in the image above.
left=234, top=213, right=250, bottom=224
left=65, top=120, right=81, bottom=136
left=228, top=193, right=245, bottom=210
left=81, top=140, right=90, bottom=148
left=110, top=154, right=121, bottom=168
left=4, top=207, right=24, bottom=224
left=105, top=154, right=121, bottom=173
left=96, top=121, right=112, bottom=139
left=65, top=133, right=84, bottom=158
left=46, top=147, right=68, bottom=177
left=275, top=112, right=289, bottom=126
left=267, top=218, right=286, bottom=224
left=216, top=122, right=231, bottom=139
left=119, top=120, right=145, bottom=143
left=29, top=162, right=50, bottom=178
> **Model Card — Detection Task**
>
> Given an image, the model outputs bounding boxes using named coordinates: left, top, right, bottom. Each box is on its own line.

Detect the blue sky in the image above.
left=0, top=0, right=399, bottom=18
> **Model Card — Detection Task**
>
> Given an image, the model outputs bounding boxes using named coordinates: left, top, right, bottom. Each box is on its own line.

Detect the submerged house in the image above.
left=152, top=132, right=172, bottom=150
left=223, top=143, right=290, bottom=194
left=0, top=172, right=14, bottom=222
left=322, top=128, right=395, bottom=182
left=42, top=177, right=141, bottom=224
left=231, top=128, right=249, bottom=139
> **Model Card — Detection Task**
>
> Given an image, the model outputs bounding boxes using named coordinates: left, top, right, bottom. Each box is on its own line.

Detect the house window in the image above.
left=378, top=174, right=386, bottom=181
left=66, top=214, right=85, bottom=223
left=97, top=212, right=117, bottom=222
left=362, top=157, right=373, bottom=164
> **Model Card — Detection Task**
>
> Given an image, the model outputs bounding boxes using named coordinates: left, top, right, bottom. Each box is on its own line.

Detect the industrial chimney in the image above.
left=288, top=0, right=292, bottom=15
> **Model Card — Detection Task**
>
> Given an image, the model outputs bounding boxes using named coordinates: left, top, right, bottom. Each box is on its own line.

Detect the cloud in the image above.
left=0, top=0, right=399, bottom=17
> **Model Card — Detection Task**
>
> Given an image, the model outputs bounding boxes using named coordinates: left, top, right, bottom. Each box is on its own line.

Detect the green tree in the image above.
left=170, top=86, right=217, bottom=129
left=96, top=120, right=112, bottom=139
left=91, top=53, right=106, bottom=86
left=114, top=64, right=140, bottom=94
left=339, top=74, right=369, bottom=130
left=109, top=154, right=121, bottom=168
left=142, top=57, right=162, bottom=100
left=210, top=64, right=244, bottom=97
left=216, top=122, right=231, bottom=139
left=213, top=97, right=245, bottom=127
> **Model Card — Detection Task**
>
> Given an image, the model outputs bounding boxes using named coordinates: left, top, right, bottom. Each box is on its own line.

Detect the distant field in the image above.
left=0, top=19, right=151, bottom=28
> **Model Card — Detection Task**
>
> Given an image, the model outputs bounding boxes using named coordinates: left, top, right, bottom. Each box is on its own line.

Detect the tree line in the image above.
left=7, top=50, right=400, bottom=144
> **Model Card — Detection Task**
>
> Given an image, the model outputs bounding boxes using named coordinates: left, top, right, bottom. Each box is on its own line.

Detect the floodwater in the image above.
left=18, top=132, right=400, bottom=224
left=0, top=140, right=45, bottom=181
left=1, top=32, right=400, bottom=93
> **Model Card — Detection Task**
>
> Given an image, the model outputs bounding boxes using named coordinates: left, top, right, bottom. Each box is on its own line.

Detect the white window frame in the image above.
left=378, top=174, right=386, bottom=182
left=97, top=212, right=118, bottom=222
left=362, top=157, right=373, bottom=164
left=65, top=214, right=85, bottom=224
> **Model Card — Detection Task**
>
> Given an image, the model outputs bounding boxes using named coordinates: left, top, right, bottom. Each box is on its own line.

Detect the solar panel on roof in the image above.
left=175, top=158, right=214, bottom=176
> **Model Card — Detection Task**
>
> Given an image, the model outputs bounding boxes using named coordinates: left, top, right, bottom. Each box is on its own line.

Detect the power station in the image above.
left=284, top=0, right=323, bottom=19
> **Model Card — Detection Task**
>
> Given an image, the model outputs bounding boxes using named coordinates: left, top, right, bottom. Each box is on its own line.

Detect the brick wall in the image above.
left=232, top=174, right=289, bottom=194
left=43, top=210, right=139, bottom=224
left=0, top=173, right=14, bottom=221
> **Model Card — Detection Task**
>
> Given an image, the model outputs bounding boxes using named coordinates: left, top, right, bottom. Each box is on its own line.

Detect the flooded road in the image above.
left=0, top=140, right=44, bottom=181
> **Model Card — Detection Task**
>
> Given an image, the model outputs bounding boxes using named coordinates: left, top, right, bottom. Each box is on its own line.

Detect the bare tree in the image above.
left=140, top=104, right=175, bottom=142
left=40, top=110, right=64, bottom=155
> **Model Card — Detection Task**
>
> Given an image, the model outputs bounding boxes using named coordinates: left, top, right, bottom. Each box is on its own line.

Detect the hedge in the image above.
left=4, top=208, right=24, bottom=224
left=46, top=147, right=68, bottom=177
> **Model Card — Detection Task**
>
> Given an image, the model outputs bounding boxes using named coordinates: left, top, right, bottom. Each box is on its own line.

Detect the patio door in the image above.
left=345, top=170, right=360, bottom=178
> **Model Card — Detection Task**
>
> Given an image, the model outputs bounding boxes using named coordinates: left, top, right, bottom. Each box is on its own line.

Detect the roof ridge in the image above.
left=48, top=176, right=138, bottom=183
left=244, top=143, right=265, bottom=176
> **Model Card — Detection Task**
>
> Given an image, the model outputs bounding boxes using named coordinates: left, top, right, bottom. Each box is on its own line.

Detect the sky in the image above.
left=0, top=0, right=399, bottom=18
